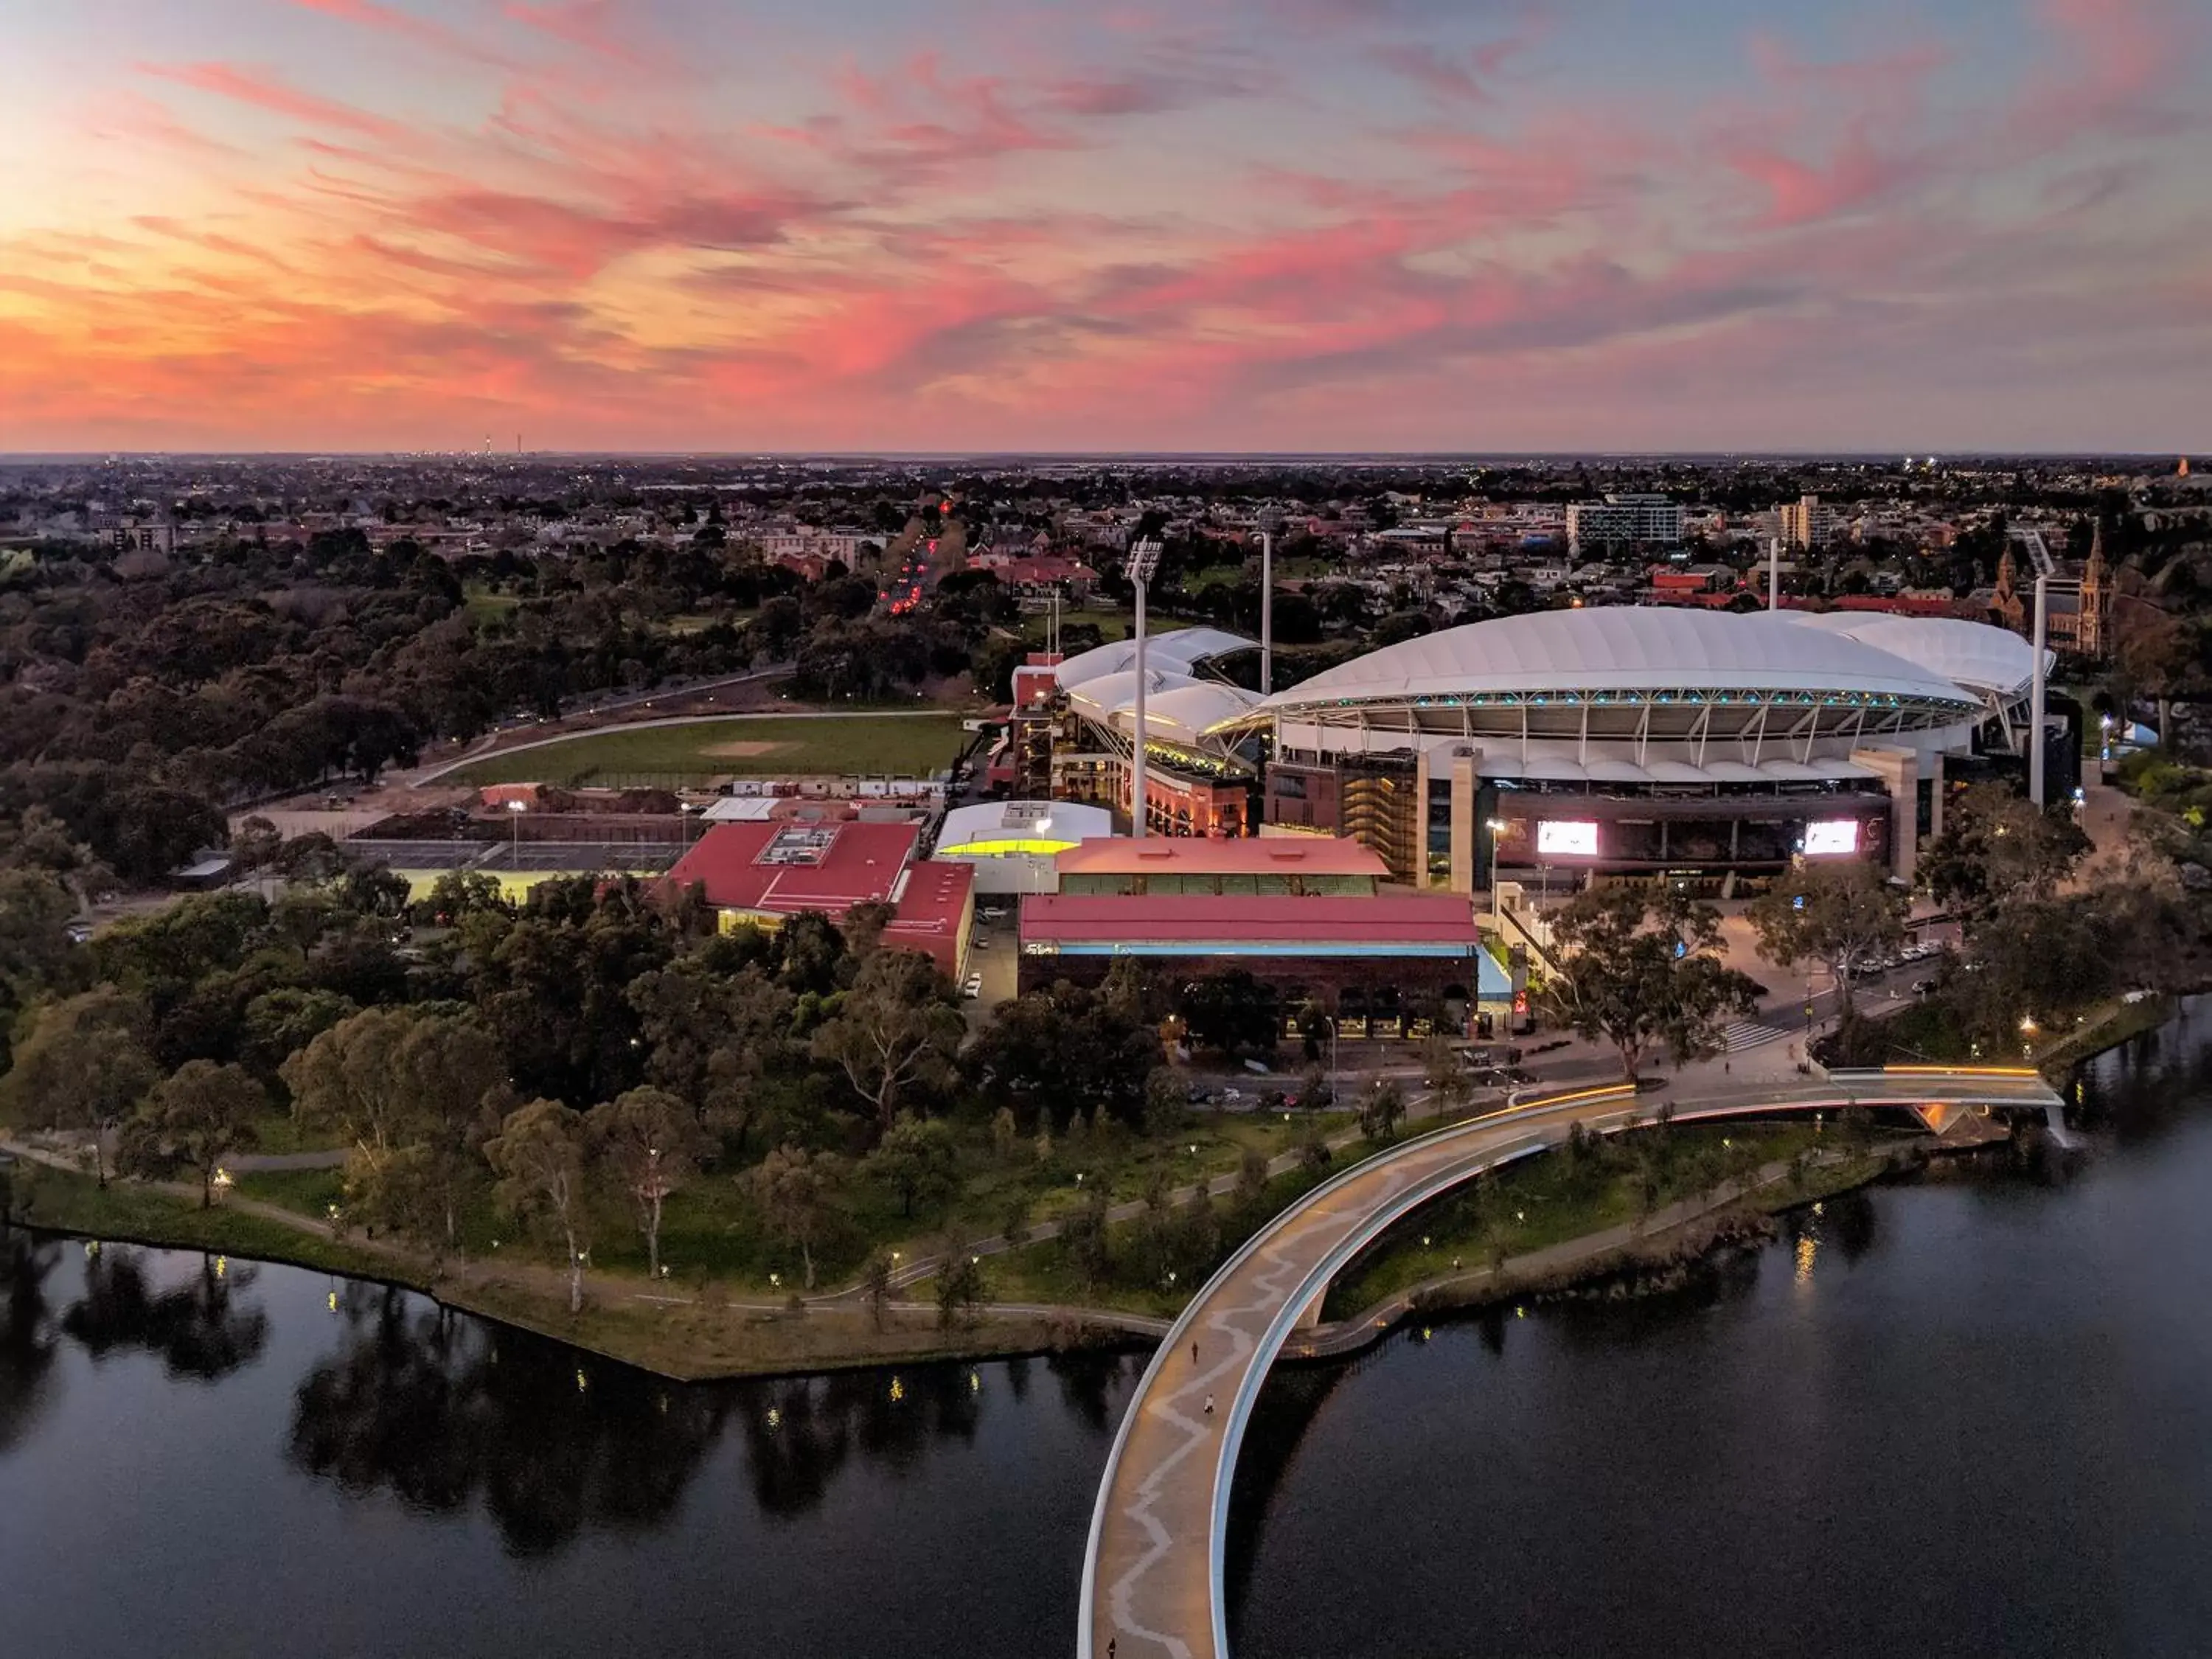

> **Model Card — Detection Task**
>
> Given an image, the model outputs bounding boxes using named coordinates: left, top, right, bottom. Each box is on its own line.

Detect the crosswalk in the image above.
left=1722, top=1018, right=1790, bottom=1054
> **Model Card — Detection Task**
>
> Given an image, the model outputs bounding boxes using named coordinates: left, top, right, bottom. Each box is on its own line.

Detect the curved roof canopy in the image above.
left=1065, top=667, right=1200, bottom=726
left=1781, top=611, right=2043, bottom=702
left=1062, top=656, right=1262, bottom=756
left=1055, top=627, right=1255, bottom=693
left=1227, top=608, right=1983, bottom=734
left=936, top=799, right=1112, bottom=858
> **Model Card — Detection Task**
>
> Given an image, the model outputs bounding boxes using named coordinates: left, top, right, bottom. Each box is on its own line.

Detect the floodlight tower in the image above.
left=2029, top=573, right=2050, bottom=807
left=1767, top=536, right=1781, bottom=612
left=1258, top=508, right=1284, bottom=695
left=1127, top=537, right=1164, bottom=838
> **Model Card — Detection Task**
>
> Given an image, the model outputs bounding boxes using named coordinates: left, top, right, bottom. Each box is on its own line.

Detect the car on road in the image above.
left=962, top=974, right=984, bottom=1000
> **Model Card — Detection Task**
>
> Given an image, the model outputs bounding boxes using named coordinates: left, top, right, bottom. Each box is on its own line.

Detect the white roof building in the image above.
left=1210, top=608, right=1994, bottom=771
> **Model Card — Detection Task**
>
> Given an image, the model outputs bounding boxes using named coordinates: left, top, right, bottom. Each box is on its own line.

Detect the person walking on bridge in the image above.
left=1204, top=1394, right=1214, bottom=1417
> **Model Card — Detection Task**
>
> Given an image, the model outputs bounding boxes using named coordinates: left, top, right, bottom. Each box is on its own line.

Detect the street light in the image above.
left=1126, top=537, right=1163, bottom=839
left=506, top=796, right=525, bottom=866
left=1485, top=818, right=1510, bottom=918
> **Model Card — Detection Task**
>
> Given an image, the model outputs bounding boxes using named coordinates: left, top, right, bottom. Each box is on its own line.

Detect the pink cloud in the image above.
left=136, top=61, right=410, bottom=142
left=2014, top=0, right=2194, bottom=142
left=1725, top=124, right=1927, bottom=229
left=501, top=1, right=644, bottom=67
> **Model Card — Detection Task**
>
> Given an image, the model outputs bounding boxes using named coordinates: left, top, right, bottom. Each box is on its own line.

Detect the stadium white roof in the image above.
left=1240, top=609, right=1983, bottom=720
left=1054, top=627, right=1255, bottom=693
left=1781, top=611, right=2043, bottom=702
left=1065, top=668, right=1262, bottom=751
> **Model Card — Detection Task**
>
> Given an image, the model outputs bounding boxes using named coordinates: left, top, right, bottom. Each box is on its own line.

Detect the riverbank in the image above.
left=0, top=1065, right=2098, bottom=1385
left=1295, top=1141, right=1914, bottom=1361
left=2, top=1158, right=1152, bottom=1382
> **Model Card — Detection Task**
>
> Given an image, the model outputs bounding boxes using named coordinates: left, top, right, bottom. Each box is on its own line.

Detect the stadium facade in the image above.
left=1035, top=607, right=2072, bottom=893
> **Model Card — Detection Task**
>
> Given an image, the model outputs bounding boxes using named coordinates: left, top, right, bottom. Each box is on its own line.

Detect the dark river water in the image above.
left=7, top=1001, right=2212, bottom=1658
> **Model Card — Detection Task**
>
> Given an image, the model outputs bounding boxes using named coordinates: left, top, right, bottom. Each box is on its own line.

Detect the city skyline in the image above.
left=4, top=0, right=2209, bottom=453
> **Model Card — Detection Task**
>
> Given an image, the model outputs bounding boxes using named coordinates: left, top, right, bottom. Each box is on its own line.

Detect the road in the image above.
left=1079, top=1067, right=2065, bottom=1659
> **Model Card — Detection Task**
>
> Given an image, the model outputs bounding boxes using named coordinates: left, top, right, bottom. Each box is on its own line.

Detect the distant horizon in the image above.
left=1, top=448, right=2201, bottom=467
left=4, top=1, right=2208, bottom=451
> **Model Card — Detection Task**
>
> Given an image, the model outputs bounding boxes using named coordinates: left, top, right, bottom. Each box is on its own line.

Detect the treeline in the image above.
left=0, top=842, right=1212, bottom=1293
left=0, top=526, right=1034, bottom=883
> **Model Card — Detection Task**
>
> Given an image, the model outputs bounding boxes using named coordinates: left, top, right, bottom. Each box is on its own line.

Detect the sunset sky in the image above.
left=4, top=0, right=2208, bottom=453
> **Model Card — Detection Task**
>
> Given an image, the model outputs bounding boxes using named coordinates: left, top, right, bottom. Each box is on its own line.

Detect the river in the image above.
left=6, top=1002, right=2211, bottom=1658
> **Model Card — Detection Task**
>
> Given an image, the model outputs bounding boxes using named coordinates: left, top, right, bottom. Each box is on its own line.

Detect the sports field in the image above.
left=442, top=712, right=971, bottom=787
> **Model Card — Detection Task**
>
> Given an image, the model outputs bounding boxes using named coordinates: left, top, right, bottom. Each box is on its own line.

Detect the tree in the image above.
left=394, top=1013, right=508, bottom=1248
left=279, top=1006, right=417, bottom=1158
left=863, top=1111, right=958, bottom=1219
left=810, top=950, right=964, bottom=1135
left=862, top=1252, right=893, bottom=1331
left=964, top=979, right=1158, bottom=1131
left=1748, top=863, right=1909, bottom=1018
left=1542, top=887, right=1759, bottom=1081
left=1921, top=784, right=2091, bottom=924
left=0, top=987, right=158, bottom=1186
left=1062, top=1188, right=1112, bottom=1289
left=933, top=1231, right=985, bottom=1329
left=1422, top=1034, right=1470, bottom=1113
left=592, top=1087, right=703, bottom=1281
left=117, top=1060, right=265, bottom=1207
left=1142, top=1068, right=1188, bottom=1137
left=1357, top=1078, right=1406, bottom=1144
left=1176, top=968, right=1281, bottom=1060
left=627, top=961, right=794, bottom=1148
left=744, top=1143, right=845, bottom=1292
left=484, top=1099, right=594, bottom=1314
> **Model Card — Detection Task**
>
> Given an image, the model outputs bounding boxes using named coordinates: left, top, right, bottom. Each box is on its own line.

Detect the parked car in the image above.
left=962, top=974, right=984, bottom=999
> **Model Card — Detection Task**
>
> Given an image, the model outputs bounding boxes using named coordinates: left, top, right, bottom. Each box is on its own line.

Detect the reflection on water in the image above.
left=5, top=998, right=2210, bottom=1658
left=0, top=1232, right=60, bottom=1455
left=66, top=1241, right=269, bottom=1379
left=1234, top=995, right=2212, bottom=1659
left=0, top=1231, right=1138, bottom=1659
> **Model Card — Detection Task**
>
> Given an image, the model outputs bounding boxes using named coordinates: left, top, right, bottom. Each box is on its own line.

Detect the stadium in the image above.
left=1039, top=607, right=2067, bottom=891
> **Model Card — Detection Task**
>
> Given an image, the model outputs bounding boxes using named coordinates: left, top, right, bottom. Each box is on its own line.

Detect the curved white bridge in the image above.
left=1078, top=1067, right=2065, bottom=1659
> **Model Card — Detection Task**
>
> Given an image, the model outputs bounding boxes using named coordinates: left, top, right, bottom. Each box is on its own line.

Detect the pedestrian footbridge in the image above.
left=1078, top=1066, right=2065, bottom=1659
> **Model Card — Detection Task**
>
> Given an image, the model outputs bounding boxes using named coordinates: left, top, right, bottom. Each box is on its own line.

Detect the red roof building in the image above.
left=666, top=821, right=973, bottom=978
left=1054, top=836, right=1386, bottom=894
left=1016, top=891, right=1510, bottom=1016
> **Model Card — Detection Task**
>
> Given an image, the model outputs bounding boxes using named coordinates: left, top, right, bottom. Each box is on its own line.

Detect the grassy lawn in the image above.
left=9, top=1164, right=415, bottom=1284
left=444, top=712, right=971, bottom=786
left=980, top=1164, right=1336, bottom=1319
left=1022, top=607, right=1143, bottom=644
left=1319, top=1121, right=1842, bottom=1319
left=462, top=585, right=522, bottom=626
left=215, top=1102, right=1360, bottom=1303
left=234, top=1165, right=346, bottom=1216
left=600, top=1105, right=1356, bottom=1296
left=3, top=1164, right=1132, bottom=1382
left=240, top=1113, right=341, bottom=1157
left=663, top=611, right=751, bottom=636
